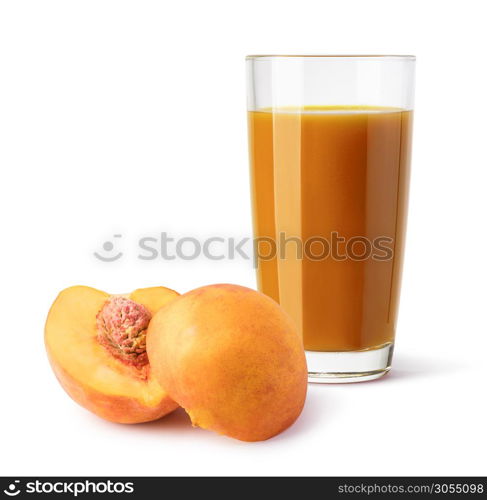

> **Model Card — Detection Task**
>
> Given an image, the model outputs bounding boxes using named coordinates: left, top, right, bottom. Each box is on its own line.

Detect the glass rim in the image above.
left=246, top=54, right=416, bottom=61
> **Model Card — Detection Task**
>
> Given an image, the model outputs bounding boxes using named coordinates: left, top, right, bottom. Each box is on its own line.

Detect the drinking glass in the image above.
left=246, top=55, right=415, bottom=382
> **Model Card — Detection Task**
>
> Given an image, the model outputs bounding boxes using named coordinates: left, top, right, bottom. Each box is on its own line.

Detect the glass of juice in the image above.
left=246, top=55, right=415, bottom=382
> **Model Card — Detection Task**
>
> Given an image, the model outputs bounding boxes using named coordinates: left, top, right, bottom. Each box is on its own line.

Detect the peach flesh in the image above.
left=45, top=285, right=179, bottom=423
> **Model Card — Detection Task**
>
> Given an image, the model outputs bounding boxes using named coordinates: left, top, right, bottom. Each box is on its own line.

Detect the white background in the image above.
left=1, top=0, right=486, bottom=477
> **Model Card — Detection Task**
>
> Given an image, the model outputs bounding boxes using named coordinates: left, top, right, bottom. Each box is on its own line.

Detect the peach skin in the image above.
left=147, top=284, right=308, bottom=441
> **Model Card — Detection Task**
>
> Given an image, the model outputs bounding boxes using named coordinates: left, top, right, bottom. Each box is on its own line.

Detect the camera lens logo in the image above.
left=3, top=481, right=20, bottom=497
left=94, top=234, right=123, bottom=262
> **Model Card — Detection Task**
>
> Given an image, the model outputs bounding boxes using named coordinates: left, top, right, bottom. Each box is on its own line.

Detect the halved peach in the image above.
left=45, top=285, right=179, bottom=423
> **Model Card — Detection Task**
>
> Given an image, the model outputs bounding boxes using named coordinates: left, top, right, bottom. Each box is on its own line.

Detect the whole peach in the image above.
left=147, top=284, right=308, bottom=441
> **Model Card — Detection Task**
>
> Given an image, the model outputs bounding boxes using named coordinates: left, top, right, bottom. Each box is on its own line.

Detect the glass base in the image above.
left=306, top=342, right=394, bottom=383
